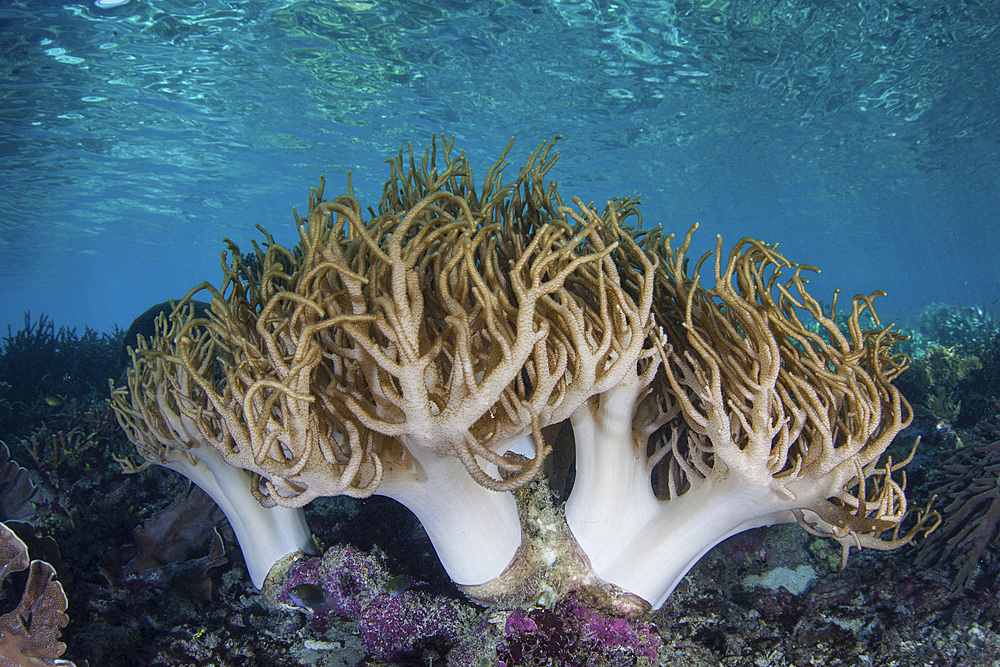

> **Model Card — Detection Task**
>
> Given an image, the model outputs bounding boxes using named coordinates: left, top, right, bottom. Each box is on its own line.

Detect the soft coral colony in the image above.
left=108, top=136, right=939, bottom=618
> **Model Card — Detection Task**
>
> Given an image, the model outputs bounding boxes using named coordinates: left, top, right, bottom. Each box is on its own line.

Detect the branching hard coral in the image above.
left=901, top=343, right=982, bottom=422
left=896, top=303, right=999, bottom=427
left=916, top=436, right=1000, bottom=589
left=111, top=136, right=931, bottom=616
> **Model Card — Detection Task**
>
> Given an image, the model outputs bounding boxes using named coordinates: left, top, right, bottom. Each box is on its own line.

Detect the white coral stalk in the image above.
left=567, top=228, right=934, bottom=609
left=109, top=309, right=314, bottom=590
left=156, top=443, right=313, bottom=588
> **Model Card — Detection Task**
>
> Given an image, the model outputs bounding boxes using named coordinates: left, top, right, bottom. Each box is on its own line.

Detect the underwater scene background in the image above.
left=2, top=0, right=999, bottom=331
left=1, top=0, right=999, bottom=665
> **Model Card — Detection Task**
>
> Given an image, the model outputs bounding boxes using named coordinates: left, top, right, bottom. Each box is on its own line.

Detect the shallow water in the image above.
left=1, top=0, right=998, bottom=333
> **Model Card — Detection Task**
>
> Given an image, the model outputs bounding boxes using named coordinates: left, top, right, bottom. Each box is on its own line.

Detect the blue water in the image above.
left=1, top=0, right=998, bottom=335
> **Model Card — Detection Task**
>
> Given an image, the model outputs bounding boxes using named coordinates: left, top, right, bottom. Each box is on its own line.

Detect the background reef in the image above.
left=1, top=305, right=998, bottom=666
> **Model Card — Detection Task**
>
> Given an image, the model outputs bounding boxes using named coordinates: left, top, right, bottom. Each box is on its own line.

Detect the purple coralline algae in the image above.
left=277, top=545, right=662, bottom=663
left=497, top=594, right=662, bottom=666
left=358, top=589, right=470, bottom=660
left=277, top=544, right=474, bottom=660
